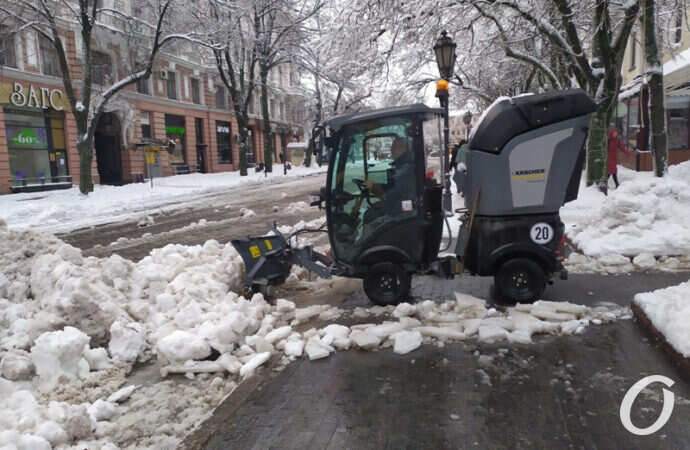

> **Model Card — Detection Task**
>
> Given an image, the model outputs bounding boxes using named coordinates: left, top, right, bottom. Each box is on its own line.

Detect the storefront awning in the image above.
left=663, top=47, right=690, bottom=91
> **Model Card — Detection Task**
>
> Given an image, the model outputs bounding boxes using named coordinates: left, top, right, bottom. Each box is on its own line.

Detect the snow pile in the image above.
left=633, top=279, right=690, bottom=357
left=562, top=163, right=690, bottom=259
left=0, top=224, right=630, bottom=448
left=0, top=227, right=260, bottom=447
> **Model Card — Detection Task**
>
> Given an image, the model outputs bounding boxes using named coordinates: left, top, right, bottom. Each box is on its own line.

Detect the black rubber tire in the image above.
left=494, top=258, right=546, bottom=304
left=363, top=262, right=411, bottom=306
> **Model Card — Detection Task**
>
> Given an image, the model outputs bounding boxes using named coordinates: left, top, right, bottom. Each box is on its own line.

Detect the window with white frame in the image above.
left=191, top=78, right=201, bottom=104
left=0, top=26, right=17, bottom=68
left=140, top=111, right=151, bottom=139
left=215, top=85, right=226, bottom=109
left=166, top=71, right=178, bottom=100
left=92, top=51, right=113, bottom=85
left=39, top=35, right=61, bottom=77
left=136, top=76, right=151, bottom=95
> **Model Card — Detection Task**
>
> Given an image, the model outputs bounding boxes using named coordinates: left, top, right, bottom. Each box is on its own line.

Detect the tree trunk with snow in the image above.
left=260, top=67, right=273, bottom=173
left=642, top=0, right=668, bottom=177
left=586, top=106, right=609, bottom=187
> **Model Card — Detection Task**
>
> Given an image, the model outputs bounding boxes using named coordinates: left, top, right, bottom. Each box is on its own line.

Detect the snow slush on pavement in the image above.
left=233, top=89, right=598, bottom=306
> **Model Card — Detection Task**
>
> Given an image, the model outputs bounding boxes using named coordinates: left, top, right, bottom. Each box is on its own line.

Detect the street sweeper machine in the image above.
left=232, top=88, right=598, bottom=306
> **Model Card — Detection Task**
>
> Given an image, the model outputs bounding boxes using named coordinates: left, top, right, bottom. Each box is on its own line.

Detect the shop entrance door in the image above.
left=95, top=113, right=123, bottom=185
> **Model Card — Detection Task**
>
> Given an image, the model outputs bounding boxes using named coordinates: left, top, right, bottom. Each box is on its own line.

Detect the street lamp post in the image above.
left=434, top=30, right=457, bottom=213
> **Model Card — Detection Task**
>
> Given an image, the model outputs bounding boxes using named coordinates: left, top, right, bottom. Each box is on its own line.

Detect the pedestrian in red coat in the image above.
left=607, top=127, right=631, bottom=188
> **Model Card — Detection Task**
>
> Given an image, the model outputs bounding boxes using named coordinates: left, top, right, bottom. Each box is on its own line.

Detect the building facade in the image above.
left=617, top=8, right=690, bottom=171
left=0, top=23, right=305, bottom=194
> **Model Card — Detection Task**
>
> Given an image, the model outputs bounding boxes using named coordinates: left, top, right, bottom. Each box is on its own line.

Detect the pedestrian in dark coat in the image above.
left=607, top=128, right=631, bottom=188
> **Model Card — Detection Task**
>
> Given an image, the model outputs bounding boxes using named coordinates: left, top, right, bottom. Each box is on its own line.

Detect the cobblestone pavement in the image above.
left=184, top=272, right=690, bottom=450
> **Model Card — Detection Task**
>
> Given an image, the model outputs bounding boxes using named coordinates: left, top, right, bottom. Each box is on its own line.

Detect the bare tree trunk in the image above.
left=642, top=0, right=668, bottom=177
left=260, top=69, right=273, bottom=172
left=237, top=125, right=249, bottom=176
left=77, top=139, right=94, bottom=194
left=304, top=72, right=322, bottom=167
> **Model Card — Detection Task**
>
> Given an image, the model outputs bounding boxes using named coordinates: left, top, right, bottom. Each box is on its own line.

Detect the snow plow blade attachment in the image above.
left=232, top=235, right=292, bottom=289
left=232, top=231, right=331, bottom=298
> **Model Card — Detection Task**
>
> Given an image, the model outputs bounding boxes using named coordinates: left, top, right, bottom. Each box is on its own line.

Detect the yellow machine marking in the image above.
left=511, top=173, right=545, bottom=180
left=249, top=245, right=261, bottom=258
left=264, top=239, right=273, bottom=250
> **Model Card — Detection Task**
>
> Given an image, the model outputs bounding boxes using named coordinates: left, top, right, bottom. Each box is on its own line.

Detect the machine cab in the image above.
left=323, top=104, right=446, bottom=277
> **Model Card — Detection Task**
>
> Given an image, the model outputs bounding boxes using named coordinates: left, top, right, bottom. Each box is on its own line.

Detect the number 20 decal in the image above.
left=530, top=222, right=553, bottom=244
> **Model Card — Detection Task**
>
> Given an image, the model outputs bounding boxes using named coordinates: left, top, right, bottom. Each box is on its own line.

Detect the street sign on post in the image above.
left=143, top=145, right=161, bottom=188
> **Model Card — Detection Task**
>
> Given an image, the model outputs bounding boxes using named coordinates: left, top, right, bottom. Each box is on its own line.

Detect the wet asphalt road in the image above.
left=60, top=174, right=327, bottom=261
left=185, top=272, right=690, bottom=450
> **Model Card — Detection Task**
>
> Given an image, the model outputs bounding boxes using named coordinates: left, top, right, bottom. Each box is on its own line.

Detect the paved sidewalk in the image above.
left=184, top=272, right=690, bottom=450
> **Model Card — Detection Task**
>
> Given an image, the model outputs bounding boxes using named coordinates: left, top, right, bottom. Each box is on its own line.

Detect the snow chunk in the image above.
left=30, top=326, right=90, bottom=389
left=0, top=351, right=35, bottom=380
left=265, top=326, right=292, bottom=344
left=84, top=347, right=113, bottom=371
left=276, top=298, right=296, bottom=313
left=156, top=330, right=211, bottom=363
left=107, top=385, right=138, bottom=403
left=350, top=329, right=382, bottom=350
left=35, top=420, right=69, bottom=446
left=392, top=331, right=422, bottom=354
left=478, top=325, right=509, bottom=343
left=634, top=280, right=690, bottom=357
left=88, top=399, right=118, bottom=422
left=108, top=321, right=147, bottom=363
left=393, top=302, right=416, bottom=318
left=633, top=253, right=656, bottom=270
left=305, top=335, right=333, bottom=360
left=239, top=352, right=271, bottom=378
left=284, top=339, right=304, bottom=357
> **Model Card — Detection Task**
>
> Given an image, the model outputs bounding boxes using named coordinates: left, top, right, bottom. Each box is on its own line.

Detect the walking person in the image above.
left=450, top=139, right=468, bottom=194
left=607, top=127, right=631, bottom=189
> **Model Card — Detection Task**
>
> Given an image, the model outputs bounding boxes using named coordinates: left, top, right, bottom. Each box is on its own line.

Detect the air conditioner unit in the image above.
left=159, top=70, right=168, bottom=80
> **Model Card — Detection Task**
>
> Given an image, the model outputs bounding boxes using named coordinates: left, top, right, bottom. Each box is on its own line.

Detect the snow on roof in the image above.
left=618, top=77, right=643, bottom=101
left=662, top=47, right=690, bottom=76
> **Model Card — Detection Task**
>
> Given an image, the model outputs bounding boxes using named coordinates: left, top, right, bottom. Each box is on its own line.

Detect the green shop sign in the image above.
left=165, top=126, right=186, bottom=136
left=7, top=127, right=48, bottom=148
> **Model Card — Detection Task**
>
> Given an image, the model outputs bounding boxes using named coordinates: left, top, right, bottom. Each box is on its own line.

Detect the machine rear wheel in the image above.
left=363, top=263, right=411, bottom=306
left=494, top=258, right=546, bottom=304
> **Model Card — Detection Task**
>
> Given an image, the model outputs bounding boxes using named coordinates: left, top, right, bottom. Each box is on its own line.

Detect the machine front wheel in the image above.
left=363, top=263, right=411, bottom=306
left=494, top=258, right=546, bottom=304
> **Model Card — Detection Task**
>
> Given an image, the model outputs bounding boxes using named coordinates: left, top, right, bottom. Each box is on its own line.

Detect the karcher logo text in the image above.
left=513, top=169, right=545, bottom=176
left=511, top=168, right=546, bottom=180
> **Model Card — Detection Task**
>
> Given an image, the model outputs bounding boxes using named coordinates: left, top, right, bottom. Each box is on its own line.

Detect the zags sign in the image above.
left=9, top=82, right=65, bottom=110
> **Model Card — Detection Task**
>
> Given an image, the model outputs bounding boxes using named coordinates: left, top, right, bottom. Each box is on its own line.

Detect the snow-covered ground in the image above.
left=0, top=219, right=631, bottom=449
left=633, top=279, right=690, bottom=358
left=0, top=164, right=325, bottom=233
left=562, top=162, right=690, bottom=273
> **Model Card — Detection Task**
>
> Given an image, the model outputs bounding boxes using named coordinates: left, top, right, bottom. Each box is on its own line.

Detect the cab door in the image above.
left=326, top=116, right=421, bottom=267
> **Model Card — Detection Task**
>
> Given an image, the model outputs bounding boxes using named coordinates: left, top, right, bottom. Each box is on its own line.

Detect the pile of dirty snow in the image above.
left=562, top=162, right=690, bottom=261
left=633, top=279, right=690, bottom=358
